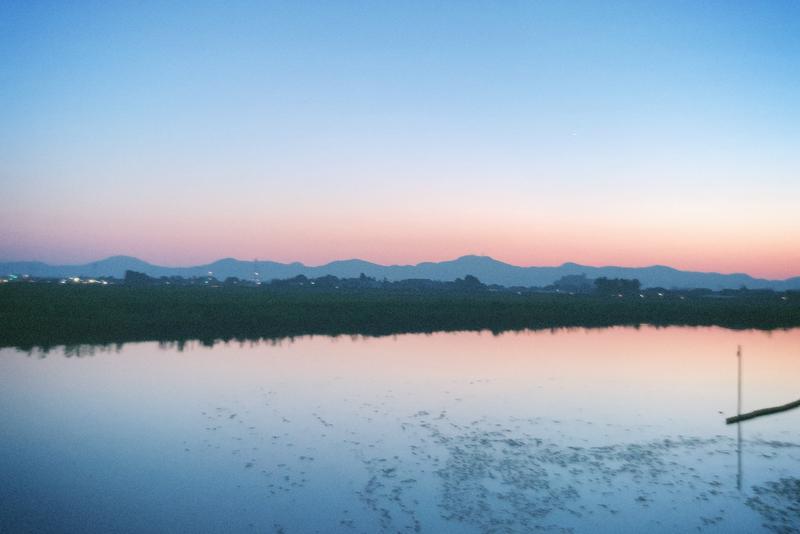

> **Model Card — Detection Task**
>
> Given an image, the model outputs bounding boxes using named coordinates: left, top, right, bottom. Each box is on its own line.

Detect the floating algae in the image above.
left=747, top=478, right=800, bottom=534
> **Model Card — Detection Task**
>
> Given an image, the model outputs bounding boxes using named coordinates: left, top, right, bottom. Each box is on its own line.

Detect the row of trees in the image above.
left=123, top=270, right=488, bottom=292
left=552, top=274, right=641, bottom=295
left=124, top=269, right=648, bottom=296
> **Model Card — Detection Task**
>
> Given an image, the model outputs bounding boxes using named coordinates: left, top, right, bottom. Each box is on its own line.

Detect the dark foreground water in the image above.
left=1, top=326, right=799, bottom=533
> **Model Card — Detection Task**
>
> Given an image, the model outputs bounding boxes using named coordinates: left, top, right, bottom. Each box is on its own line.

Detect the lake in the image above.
left=1, top=326, right=799, bottom=533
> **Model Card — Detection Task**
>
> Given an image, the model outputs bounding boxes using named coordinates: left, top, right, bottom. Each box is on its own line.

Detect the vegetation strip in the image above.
left=1, top=283, right=798, bottom=350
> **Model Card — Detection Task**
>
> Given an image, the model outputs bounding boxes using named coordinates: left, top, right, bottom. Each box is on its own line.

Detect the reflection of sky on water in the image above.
left=1, top=326, right=799, bottom=533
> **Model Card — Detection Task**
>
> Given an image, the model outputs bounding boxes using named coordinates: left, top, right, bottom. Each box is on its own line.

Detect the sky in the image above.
left=1, top=1, right=799, bottom=278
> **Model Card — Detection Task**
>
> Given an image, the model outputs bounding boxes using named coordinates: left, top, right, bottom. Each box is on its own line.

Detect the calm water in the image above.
left=1, top=326, right=799, bottom=533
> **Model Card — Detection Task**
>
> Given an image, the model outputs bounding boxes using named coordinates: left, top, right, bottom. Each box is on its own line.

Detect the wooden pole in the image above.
left=726, top=398, right=800, bottom=424
left=737, top=345, right=742, bottom=417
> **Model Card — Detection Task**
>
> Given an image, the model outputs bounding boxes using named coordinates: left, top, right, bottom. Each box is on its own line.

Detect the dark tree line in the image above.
left=1, top=280, right=798, bottom=351
left=123, top=270, right=489, bottom=293
left=593, top=277, right=642, bottom=296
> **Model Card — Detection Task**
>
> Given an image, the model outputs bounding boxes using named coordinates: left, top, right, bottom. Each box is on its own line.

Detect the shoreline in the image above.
left=2, top=285, right=799, bottom=351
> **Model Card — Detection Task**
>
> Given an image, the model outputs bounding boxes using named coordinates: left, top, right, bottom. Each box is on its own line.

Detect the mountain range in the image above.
left=2, top=255, right=799, bottom=291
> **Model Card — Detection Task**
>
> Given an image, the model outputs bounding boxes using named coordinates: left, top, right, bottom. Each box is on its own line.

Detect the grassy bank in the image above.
left=1, top=284, right=799, bottom=350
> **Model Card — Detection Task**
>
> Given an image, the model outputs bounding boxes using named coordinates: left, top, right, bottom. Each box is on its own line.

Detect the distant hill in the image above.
left=1, top=255, right=799, bottom=291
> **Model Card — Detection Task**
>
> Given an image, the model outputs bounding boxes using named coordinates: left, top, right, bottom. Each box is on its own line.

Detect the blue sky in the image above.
left=1, top=1, right=799, bottom=276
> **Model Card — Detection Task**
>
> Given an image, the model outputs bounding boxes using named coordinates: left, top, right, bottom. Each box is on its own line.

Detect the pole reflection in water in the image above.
left=737, top=345, right=742, bottom=491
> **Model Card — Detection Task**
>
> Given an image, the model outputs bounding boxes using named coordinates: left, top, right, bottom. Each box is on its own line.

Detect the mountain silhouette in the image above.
left=1, top=254, right=798, bottom=291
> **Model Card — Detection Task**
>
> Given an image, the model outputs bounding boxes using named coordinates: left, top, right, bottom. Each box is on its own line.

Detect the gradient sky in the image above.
left=1, top=1, right=799, bottom=278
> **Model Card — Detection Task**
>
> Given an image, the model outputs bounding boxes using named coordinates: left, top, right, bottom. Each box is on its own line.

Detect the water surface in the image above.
left=2, top=326, right=799, bottom=533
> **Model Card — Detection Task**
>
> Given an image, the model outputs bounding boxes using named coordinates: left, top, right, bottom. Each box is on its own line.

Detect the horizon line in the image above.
left=1, top=254, right=798, bottom=282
